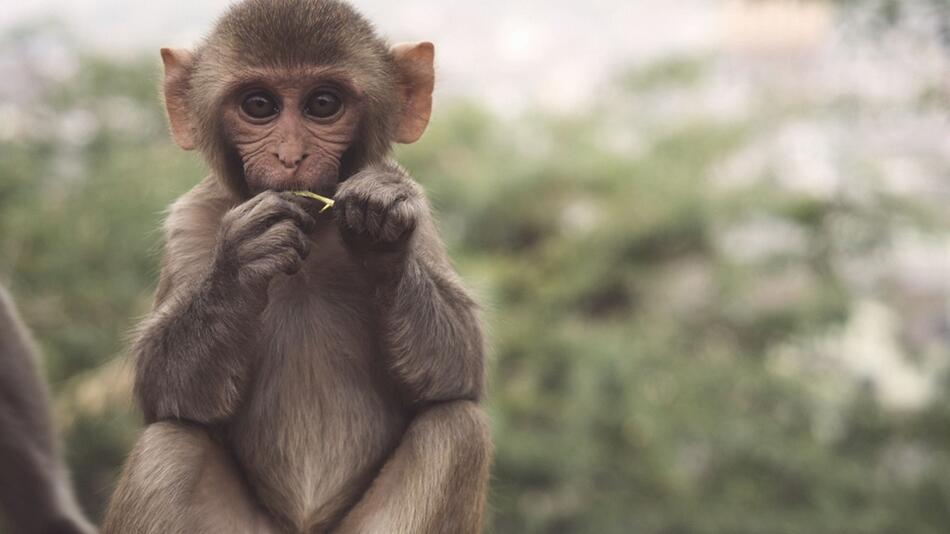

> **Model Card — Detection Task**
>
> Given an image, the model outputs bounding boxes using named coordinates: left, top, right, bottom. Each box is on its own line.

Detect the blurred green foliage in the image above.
left=1, top=20, right=950, bottom=534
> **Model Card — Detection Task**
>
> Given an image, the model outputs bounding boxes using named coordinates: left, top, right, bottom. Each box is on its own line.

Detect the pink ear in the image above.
left=390, top=42, right=435, bottom=144
left=160, top=48, right=197, bottom=151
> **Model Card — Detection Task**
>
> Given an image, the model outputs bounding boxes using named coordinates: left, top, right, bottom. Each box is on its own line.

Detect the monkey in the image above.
left=101, top=1, right=491, bottom=533
left=0, top=285, right=97, bottom=534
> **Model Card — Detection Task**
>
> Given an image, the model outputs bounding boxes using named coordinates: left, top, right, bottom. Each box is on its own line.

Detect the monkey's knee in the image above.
left=409, top=401, right=492, bottom=531
left=103, top=422, right=211, bottom=534
left=412, top=401, right=493, bottom=495
left=104, top=422, right=275, bottom=534
left=416, top=400, right=492, bottom=458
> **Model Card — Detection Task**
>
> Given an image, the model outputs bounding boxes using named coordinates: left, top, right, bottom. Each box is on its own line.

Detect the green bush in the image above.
left=1, top=25, right=948, bottom=533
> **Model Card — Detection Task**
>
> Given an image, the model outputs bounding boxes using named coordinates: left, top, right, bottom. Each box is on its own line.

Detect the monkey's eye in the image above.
left=241, top=92, right=279, bottom=120
left=304, top=90, right=343, bottom=120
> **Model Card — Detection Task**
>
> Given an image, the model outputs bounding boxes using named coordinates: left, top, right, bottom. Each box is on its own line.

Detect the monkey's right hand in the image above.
left=211, top=191, right=316, bottom=297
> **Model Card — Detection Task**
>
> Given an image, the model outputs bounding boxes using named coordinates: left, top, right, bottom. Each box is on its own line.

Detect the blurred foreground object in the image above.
left=0, top=286, right=95, bottom=534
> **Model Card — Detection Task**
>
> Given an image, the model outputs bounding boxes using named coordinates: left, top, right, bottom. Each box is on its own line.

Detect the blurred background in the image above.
left=1, top=0, right=949, bottom=532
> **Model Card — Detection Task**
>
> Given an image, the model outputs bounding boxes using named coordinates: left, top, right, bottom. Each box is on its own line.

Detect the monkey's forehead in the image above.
left=207, top=0, right=390, bottom=70
left=221, top=66, right=366, bottom=98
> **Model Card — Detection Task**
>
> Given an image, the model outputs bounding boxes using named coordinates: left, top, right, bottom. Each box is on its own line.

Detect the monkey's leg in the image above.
left=102, top=422, right=278, bottom=534
left=334, top=400, right=492, bottom=534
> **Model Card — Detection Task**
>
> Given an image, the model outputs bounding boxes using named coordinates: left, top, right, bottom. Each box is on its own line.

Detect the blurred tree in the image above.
left=0, top=5, right=948, bottom=531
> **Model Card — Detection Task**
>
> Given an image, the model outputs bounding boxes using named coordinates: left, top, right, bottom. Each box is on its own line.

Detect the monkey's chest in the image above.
left=229, top=277, right=407, bottom=531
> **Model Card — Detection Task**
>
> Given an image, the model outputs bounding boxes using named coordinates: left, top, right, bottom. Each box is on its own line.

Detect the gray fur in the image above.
left=104, top=1, right=491, bottom=532
left=187, top=0, right=399, bottom=196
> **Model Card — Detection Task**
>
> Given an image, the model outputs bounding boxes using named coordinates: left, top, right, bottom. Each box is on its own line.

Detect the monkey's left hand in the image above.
left=335, top=166, right=425, bottom=257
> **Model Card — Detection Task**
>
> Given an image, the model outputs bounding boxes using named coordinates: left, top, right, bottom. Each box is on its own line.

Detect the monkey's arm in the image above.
left=333, top=244, right=492, bottom=533
left=134, top=187, right=315, bottom=424
left=132, top=266, right=261, bottom=424
left=339, top=232, right=492, bottom=534
left=373, top=222, right=486, bottom=405
left=334, top=166, right=491, bottom=533
left=335, top=165, right=486, bottom=403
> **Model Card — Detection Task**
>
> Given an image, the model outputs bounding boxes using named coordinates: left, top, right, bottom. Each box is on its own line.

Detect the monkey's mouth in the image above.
left=247, top=169, right=339, bottom=197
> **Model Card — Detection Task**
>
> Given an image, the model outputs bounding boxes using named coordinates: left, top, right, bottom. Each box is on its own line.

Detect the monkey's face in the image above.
left=160, top=7, right=435, bottom=200
left=220, top=71, right=363, bottom=196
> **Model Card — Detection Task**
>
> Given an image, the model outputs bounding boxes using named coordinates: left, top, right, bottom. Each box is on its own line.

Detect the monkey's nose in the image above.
left=274, top=151, right=308, bottom=169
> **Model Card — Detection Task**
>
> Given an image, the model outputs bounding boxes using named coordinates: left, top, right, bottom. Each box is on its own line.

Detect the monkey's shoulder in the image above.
left=165, top=176, right=234, bottom=230
left=161, top=177, right=235, bottom=258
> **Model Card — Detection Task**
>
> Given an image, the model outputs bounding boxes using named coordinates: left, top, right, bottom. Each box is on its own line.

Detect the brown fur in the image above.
left=0, top=286, right=96, bottom=534
left=181, top=0, right=400, bottom=196
left=103, top=1, right=491, bottom=532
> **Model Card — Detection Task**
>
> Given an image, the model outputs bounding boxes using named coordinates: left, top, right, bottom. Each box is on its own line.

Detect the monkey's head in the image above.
left=160, top=0, right=434, bottom=197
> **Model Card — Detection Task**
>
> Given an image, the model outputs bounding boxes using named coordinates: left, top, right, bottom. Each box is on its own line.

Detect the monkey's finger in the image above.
left=379, top=199, right=418, bottom=243
left=284, top=192, right=332, bottom=221
left=272, top=249, right=306, bottom=275
left=239, top=220, right=310, bottom=262
left=343, top=196, right=367, bottom=235
left=260, top=197, right=316, bottom=232
left=236, top=190, right=273, bottom=214
left=363, top=196, right=392, bottom=239
left=220, top=191, right=275, bottom=236
left=251, top=222, right=310, bottom=260
left=244, top=249, right=305, bottom=281
left=242, top=191, right=285, bottom=227
left=284, top=203, right=318, bottom=234
left=278, top=190, right=328, bottom=222
left=246, top=193, right=316, bottom=234
left=334, top=195, right=352, bottom=235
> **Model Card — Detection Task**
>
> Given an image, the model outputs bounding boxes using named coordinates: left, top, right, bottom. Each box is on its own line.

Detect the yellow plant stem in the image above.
left=292, top=191, right=335, bottom=213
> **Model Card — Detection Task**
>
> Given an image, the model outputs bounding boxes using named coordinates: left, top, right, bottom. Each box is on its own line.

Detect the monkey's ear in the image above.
left=160, top=48, right=197, bottom=151
left=391, top=42, right=435, bottom=144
